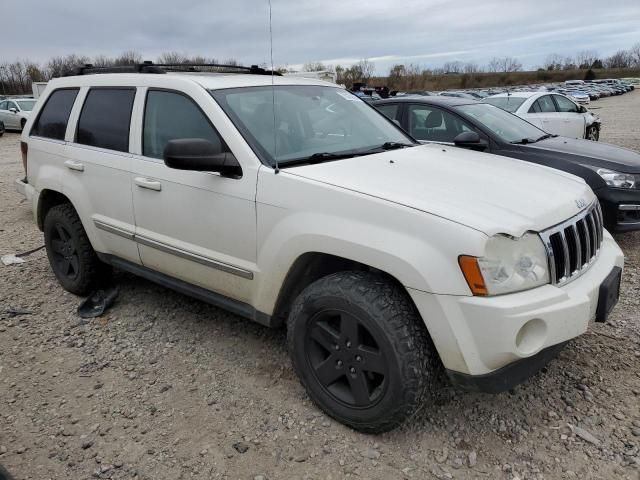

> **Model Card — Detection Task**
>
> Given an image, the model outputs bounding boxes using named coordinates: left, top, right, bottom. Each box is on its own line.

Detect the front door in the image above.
left=552, top=95, right=586, bottom=139
left=130, top=88, right=258, bottom=303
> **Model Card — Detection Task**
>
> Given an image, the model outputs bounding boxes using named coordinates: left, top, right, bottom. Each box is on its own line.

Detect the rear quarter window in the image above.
left=76, top=88, right=136, bottom=152
left=31, top=89, right=79, bottom=140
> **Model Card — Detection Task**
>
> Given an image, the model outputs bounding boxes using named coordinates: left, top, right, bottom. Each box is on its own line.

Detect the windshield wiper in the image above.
left=378, top=141, right=415, bottom=150
left=535, top=133, right=556, bottom=142
left=510, top=138, right=536, bottom=145
left=278, top=151, right=364, bottom=167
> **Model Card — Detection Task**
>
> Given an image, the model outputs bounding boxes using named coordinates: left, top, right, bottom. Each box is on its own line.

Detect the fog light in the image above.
left=515, top=318, right=547, bottom=355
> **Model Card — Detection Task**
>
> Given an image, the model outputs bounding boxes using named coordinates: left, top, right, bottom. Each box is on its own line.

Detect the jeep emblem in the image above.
left=575, top=199, right=587, bottom=209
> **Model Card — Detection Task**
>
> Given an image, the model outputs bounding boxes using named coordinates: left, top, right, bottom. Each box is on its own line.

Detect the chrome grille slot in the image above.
left=539, top=201, right=604, bottom=286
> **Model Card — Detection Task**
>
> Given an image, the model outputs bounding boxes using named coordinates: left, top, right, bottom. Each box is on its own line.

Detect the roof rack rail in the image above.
left=64, top=61, right=282, bottom=77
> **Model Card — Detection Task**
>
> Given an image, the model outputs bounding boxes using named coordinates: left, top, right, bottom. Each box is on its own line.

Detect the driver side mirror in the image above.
left=578, top=106, right=587, bottom=113
left=164, top=138, right=242, bottom=178
left=453, top=131, right=487, bottom=151
left=9, top=108, right=17, bottom=114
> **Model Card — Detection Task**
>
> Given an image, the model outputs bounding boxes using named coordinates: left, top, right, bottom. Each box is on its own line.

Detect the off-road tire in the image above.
left=287, top=271, right=435, bottom=433
left=43, top=203, right=110, bottom=295
left=586, top=125, right=599, bottom=141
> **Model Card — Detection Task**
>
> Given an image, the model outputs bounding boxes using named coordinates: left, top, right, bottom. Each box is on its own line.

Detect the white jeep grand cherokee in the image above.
left=15, top=64, right=624, bottom=433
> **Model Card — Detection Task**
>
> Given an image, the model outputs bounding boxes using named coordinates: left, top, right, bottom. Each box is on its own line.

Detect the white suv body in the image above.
left=16, top=69, right=623, bottom=432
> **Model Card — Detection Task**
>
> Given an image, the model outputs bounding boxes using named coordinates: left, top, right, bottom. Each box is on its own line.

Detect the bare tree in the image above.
left=562, top=56, right=577, bottom=70
left=629, top=43, right=640, bottom=67
left=157, top=51, right=189, bottom=64
left=575, top=50, right=599, bottom=69
left=357, top=59, right=375, bottom=82
left=543, top=53, right=563, bottom=71
left=487, top=56, right=522, bottom=72
left=443, top=61, right=463, bottom=73
left=46, top=54, right=91, bottom=78
left=114, top=51, right=143, bottom=66
left=605, top=50, right=632, bottom=69
left=92, top=55, right=115, bottom=68
left=463, top=62, right=482, bottom=74
left=303, top=62, right=327, bottom=72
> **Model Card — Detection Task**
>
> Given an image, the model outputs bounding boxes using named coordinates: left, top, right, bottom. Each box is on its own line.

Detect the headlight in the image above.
left=459, top=233, right=549, bottom=296
left=585, top=166, right=636, bottom=189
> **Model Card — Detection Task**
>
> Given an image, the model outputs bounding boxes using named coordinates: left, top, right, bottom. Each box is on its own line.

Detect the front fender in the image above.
left=253, top=170, right=487, bottom=315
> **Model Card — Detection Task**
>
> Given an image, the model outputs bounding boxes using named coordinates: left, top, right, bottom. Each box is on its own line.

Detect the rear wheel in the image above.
left=20, top=118, right=26, bottom=131
left=44, top=203, right=110, bottom=295
left=287, top=271, right=435, bottom=433
left=586, top=125, right=599, bottom=141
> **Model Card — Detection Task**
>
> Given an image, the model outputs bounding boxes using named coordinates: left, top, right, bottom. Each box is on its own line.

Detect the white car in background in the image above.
left=484, top=92, right=601, bottom=141
left=0, top=98, right=36, bottom=131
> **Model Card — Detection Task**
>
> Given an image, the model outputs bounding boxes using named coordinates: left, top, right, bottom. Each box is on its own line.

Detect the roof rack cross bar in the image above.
left=62, top=61, right=281, bottom=77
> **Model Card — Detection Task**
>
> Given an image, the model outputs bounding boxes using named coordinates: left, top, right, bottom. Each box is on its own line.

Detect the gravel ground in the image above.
left=1, top=92, right=639, bottom=480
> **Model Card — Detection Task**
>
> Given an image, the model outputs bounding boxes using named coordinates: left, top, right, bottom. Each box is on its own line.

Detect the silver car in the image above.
left=0, top=98, right=36, bottom=131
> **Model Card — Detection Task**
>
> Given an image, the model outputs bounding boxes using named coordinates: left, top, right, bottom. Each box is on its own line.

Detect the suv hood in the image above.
left=524, top=136, right=640, bottom=174
left=285, top=144, right=593, bottom=237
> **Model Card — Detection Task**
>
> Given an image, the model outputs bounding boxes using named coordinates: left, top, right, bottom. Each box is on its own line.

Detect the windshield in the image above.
left=483, top=96, right=526, bottom=113
left=210, top=85, right=413, bottom=166
left=454, top=103, right=546, bottom=144
left=16, top=100, right=36, bottom=111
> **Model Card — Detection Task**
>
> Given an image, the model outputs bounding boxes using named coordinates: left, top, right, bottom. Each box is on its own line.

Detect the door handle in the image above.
left=134, top=177, right=162, bottom=191
left=64, top=160, right=84, bottom=172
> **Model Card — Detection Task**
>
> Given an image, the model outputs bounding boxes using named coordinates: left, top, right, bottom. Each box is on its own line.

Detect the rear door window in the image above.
left=31, top=88, right=79, bottom=140
left=76, top=88, right=135, bottom=152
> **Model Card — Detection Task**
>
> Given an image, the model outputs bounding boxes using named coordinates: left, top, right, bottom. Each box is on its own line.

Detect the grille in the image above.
left=539, top=201, right=604, bottom=286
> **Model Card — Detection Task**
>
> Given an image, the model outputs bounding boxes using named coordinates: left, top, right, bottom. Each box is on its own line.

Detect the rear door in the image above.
left=552, top=95, right=586, bottom=139
left=62, top=87, right=139, bottom=264
left=523, top=95, right=561, bottom=134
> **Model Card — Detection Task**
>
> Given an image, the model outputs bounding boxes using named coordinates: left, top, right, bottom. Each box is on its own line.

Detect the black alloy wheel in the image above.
left=305, top=309, right=389, bottom=408
left=50, top=222, right=80, bottom=281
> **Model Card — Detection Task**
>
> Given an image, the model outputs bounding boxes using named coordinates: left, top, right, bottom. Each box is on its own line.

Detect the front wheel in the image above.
left=586, top=125, right=599, bottom=141
left=287, top=271, right=435, bottom=433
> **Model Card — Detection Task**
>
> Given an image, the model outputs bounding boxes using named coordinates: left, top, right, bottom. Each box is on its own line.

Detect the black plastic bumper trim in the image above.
left=446, top=342, right=567, bottom=394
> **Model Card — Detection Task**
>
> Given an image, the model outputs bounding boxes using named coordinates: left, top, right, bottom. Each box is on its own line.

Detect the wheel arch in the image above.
left=271, top=251, right=413, bottom=326
left=37, top=189, right=73, bottom=231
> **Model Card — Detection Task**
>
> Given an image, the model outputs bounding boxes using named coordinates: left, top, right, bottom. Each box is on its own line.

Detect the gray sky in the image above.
left=3, top=0, right=640, bottom=73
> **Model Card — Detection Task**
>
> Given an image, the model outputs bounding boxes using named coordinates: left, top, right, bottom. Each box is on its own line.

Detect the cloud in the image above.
left=2, top=0, right=639, bottom=73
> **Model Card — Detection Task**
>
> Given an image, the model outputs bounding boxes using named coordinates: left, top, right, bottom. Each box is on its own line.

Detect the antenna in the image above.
left=268, top=0, right=279, bottom=174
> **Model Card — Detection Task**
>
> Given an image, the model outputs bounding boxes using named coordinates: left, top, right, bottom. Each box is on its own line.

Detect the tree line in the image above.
left=2, top=43, right=640, bottom=95
left=0, top=51, right=239, bottom=95
left=301, top=43, right=640, bottom=88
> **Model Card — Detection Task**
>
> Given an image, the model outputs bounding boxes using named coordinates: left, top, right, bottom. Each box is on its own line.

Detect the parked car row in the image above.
left=12, top=62, right=634, bottom=434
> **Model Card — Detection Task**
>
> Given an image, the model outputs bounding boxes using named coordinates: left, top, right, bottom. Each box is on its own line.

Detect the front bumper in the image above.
left=408, top=231, right=624, bottom=380
left=596, top=186, right=640, bottom=232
